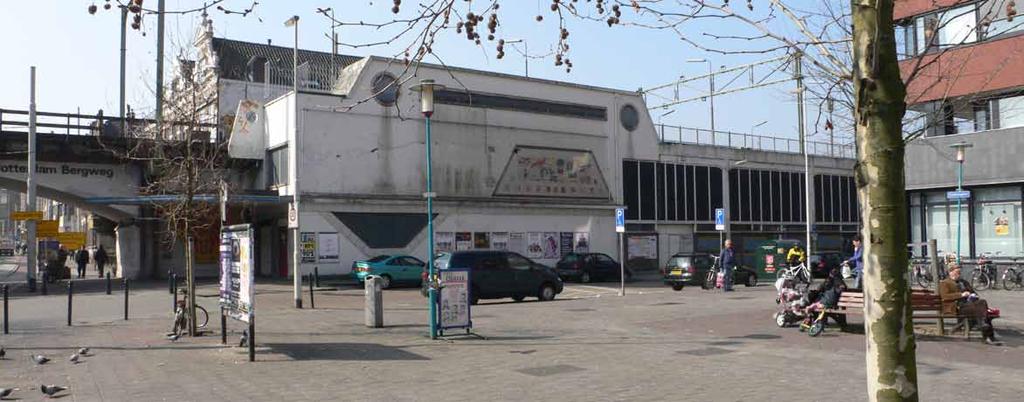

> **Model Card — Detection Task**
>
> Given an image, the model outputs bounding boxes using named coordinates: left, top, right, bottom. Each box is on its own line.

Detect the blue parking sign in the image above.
left=615, top=208, right=625, bottom=233
left=715, top=208, right=726, bottom=231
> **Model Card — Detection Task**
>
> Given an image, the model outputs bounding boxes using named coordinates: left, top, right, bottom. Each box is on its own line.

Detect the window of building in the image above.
left=994, top=94, right=1024, bottom=129
left=622, top=160, right=722, bottom=223
left=896, top=21, right=916, bottom=59
left=980, top=0, right=1024, bottom=39
left=925, top=191, right=972, bottom=257
left=267, top=146, right=289, bottom=187
left=435, top=89, right=607, bottom=120
left=973, top=186, right=1023, bottom=257
left=910, top=4, right=980, bottom=55
left=910, top=193, right=924, bottom=256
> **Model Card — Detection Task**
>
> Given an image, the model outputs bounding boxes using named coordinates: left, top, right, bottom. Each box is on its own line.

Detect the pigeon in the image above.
left=77, top=347, right=90, bottom=356
left=32, top=355, right=50, bottom=365
left=69, top=353, right=80, bottom=364
left=0, top=387, right=17, bottom=399
left=167, top=333, right=180, bottom=342
left=0, top=346, right=5, bottom=359
left=238, top=330, right=248, bottom=347
left=40, top=384, right=67, bottom=398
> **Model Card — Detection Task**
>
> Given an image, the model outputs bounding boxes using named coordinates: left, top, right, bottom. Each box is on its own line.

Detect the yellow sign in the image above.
left=37, top=220, right=59, bottom=237
left=57, top=232, right=86, bottom=245
left=10, top=211, right=44, bottom=221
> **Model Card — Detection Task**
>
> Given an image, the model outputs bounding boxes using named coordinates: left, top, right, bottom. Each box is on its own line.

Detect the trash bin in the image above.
left=364, top=275, right=383, bottom=328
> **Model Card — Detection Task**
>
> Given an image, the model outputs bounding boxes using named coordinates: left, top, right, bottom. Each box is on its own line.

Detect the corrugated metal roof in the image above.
left=211, top=37, right=362, bottom=82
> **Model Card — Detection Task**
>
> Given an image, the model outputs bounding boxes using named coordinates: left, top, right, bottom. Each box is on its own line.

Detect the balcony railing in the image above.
left=655, top=124, right=856, bottom=159
left=0, top=108, right=220, bottom=141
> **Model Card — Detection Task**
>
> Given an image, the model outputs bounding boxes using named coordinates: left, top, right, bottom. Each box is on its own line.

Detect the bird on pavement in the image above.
left=32, top=355, right=50, bottom=365
left=77, top=347, right=90, bottom=356
left=238, top=330, right=248, bottom=347
left=68, top=353, right=80, bottom=364
left=0, top=387, right=18, bottom=399
left=167, top=333, right=180, bottom=342
left=40, top=385, right=67, bottom=398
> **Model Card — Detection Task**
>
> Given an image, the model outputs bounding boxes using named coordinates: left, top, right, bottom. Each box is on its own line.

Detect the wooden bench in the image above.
left=825, top=289, right=971, bottom=337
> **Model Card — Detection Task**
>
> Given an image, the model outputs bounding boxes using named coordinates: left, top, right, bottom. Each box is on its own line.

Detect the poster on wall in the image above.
left=317, top=232, right=340, bottom=262
left=474, top=232, right=491, bottom=249
left=542, top=232, right=560, bottom=259
left=300, top=232, right=317, bottom=263
left=559, top=232, right=574, bottom=256
left=491, top=232, right=509, bottom=250
left=509, top=232, right=525, bottom=255
left=995, top=215, right=1011, bottom=236
left=494, top=146, right=612, bottom=199
left=455, top=232, right=473, bottom=251
left=627, top=235, right=658, bottom=259
left=435, top=232, right=455, bottom=253
left=526, top=232, right=544, bottom=259
left=574, top=232, right=590, bottom=253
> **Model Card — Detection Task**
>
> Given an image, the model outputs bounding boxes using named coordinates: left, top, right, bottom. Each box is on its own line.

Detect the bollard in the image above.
left=308, top=274, right=316, bottom=309
left=123, top=278, right=129, bottom=321
left=41, top=272, right=48, bottom=295
left=220, top=307, right=227, bottom=345
left=106, top=272, right=112, bottom=295
left=168, top=269, right=174, bottom=294
left=67, top=281, right=73, bottom=326
left=364, top=275, right=383, bottom=328
left=171, top=274, right=178, bottom=314
left=314, top=266, right=320, bottom=288
left=3, top=284, right=8, bottom=334
left=248, top=319, right=256, bottom=362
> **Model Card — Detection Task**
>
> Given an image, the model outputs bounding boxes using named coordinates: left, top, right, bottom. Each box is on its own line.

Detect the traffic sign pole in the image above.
left=615, top=208, right=626, bottom=297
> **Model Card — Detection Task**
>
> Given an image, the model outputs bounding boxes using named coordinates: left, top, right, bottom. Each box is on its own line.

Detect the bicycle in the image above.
left=1002, top=257, right=1024, bottom=291
left=171, top=288, right=210, bottom=335
left=911, top=257, right=943, bottom=289
left=702, top=255, right=721, bottom=290
left=777, top=261, right=812, bottom=291
left=970, top=252, right=1001, bottom=291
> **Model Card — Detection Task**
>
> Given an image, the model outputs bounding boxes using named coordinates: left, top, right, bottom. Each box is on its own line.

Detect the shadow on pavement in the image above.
left=264, top=342, right=430, bottom=361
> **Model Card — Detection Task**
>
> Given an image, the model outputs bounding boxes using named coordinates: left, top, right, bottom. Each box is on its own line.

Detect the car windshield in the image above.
left=367, top=255, right=391, bottom=263
left=667, top=256, right=691, bottom=268
left=434, top=253, right=451, bottom=270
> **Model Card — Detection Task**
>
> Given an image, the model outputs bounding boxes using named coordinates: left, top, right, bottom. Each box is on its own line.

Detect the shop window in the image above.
left=925, top=192, right=972, bottom=257
left=973, top=187, right=1023, bottom=257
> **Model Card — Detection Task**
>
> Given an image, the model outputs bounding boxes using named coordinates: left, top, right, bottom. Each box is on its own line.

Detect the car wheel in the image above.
left=378, top=275, right=392, bottom=290
left=512, top=295, right=526, bottom=302
left=580, top=271, right=592, bottom=283
left=745, top=273, right=758, bottom=287
left=671, top=284, right=684, bottom=291
left=538, top=283, right=556, bottom=301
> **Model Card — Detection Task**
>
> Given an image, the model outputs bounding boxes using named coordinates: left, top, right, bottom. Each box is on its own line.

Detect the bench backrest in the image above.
left=835, top=290, right=943, bottom=312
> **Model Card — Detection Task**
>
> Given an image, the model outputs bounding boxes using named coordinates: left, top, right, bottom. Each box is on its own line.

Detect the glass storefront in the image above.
left=924, top=191, right=971, bottom=257
left=973, top=187, right=1023, bottom=256
left=912, top=185, right=1023, bottom=258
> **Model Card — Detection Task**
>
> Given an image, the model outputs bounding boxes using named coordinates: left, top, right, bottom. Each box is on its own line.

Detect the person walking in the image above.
left=57, top=246, right=69, bottom=280
left=94, top=245, right=109, bottom=278
left=845, top=235, right=864, bottom=289
left=720, top=239, right=737, bottom=292
left=74, top=246, right=89, bottom=279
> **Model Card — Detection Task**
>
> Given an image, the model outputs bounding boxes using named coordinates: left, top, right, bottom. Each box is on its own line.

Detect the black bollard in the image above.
left=308, top=274, right=315, bottom=309
left=67, top=281, right=73, bottom=326
left=106, top=272, right=112, bottom=295
left=314, top=266, right=320, bottom=288
left=248, top=319, right=255, bottom=362
left=220, top=307, right=227, bottom=345
left=123, top=278, right=129, bottom=321
left=3, top=284, right=9, bottom=334
left=171, top=274, right=178, bottom=314
left=41, top=272, right=48, bottom=295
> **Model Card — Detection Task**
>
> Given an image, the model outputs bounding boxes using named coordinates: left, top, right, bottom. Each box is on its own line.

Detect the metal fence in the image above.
left=0, top=108, right=219, bottom=141
left=656, top=124, right=856, bottom=159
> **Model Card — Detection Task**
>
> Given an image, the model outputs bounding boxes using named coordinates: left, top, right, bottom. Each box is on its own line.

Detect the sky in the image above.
left=0, top=0, right=845, bottom=145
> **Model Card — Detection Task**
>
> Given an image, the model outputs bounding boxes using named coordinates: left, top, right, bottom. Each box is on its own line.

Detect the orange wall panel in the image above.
left=900, top=35, right=1024, bottom=104
left=894, top=0, right=971, bottom=20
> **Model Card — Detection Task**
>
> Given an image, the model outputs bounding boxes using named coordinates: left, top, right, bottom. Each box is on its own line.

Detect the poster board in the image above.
left=300, top=232, right=317, bottom=263
left=220, top=224, right=254, bottom=323
left=317, top=232, right=340, bottom=262
left=508, top=232, right=525, bottom=255
left=491, top=232, right=509, bottom=250
left=438, top=268, right=472, bottom=330
left=455, top=232, right=473, bottom=251
left=559, top=232, right=574, bottom=256
left=526, top=232, right=543, bottom=259
left=435, top=232, right=454, bottom=253
left=573, top=232, right=590, bottom=253
left=542, top=232, right=559, bottom=259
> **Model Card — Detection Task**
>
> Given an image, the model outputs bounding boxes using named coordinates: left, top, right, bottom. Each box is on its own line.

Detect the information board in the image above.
left=220, top=224, right=254, bottom=323
left=438, top=268, right=472, bottom=330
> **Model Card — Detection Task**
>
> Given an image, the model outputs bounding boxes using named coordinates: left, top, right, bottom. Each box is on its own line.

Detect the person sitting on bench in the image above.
left=939, top=265, right=1000, bottom=345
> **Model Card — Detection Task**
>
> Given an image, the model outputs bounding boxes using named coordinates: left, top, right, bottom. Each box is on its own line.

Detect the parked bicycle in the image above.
left=171, top=288, right=210, bottom=335
left=777, top=261, right=812, bottom=291
left=970, top=252, right=1001, bottom=291
left=1002, top=257, right=1024, bottom=291
left=910, top=257, right=943, bottom=289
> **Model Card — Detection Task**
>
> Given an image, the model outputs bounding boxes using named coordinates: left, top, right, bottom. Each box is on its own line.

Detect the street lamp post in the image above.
left=285, top=15, right=303, bottom=309
left=412, top=79, right=445, bottom=339
left=950, top=142, right=973, bottom=262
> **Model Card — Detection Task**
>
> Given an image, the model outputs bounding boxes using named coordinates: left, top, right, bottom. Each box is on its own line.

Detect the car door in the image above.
left=506, top=252, right=543, bottom=295
left=474, top=252, right=514, bottom=298
left=401, top=256, right=426, bottom=283
left=595, top=254, right=619, bottom=278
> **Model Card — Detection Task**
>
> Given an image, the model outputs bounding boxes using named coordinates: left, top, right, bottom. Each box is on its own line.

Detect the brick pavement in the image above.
left=1, top=278, right=1022, bottom=401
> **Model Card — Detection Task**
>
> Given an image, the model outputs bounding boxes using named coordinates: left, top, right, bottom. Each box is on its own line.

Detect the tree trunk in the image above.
left=851, top=1, right=918, bottom=401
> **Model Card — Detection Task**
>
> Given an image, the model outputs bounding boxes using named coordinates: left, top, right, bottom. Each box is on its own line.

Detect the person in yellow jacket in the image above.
left=786, top=245, right=807, bottom=267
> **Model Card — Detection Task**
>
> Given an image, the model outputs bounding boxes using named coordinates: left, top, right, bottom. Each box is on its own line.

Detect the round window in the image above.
left=620, top=104, right=639, bottom=132
left=371, top=73, right=399, bottom=106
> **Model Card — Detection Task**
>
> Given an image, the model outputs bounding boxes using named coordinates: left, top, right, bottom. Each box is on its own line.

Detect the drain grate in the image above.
left=516, top=364, right=586, bottom=377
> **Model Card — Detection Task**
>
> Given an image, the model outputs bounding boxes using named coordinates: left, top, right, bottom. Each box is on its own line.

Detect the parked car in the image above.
left=661, top=252, right=759, bottom=290
left=555, top=252, right=633, bottom=283
left=809, top=252, right=846, bottom=278
left=435, top=250, right=563, bottom=304
left=351, top=254, right=426, bottom=289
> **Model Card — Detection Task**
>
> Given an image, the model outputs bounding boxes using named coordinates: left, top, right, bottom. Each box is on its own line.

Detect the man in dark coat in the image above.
left=94, top=245, right=109, bottom=278
left=74, top=247, right=90, bottom=278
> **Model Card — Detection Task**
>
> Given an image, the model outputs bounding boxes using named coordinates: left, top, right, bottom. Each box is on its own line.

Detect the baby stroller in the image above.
left=774, top=277, right=809, bottom=327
